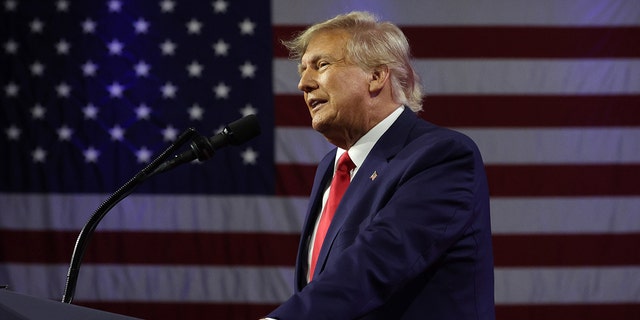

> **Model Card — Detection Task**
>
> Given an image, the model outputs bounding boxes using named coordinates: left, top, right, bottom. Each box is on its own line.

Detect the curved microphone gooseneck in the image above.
left=61, top=114, right=261, bottom=303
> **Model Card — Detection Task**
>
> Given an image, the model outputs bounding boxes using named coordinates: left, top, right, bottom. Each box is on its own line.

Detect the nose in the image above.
left=298, top=69, right=318, bottom=93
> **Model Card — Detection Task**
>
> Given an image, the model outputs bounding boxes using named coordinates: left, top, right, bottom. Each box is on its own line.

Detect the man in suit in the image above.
left=263, top=11, right=495, bottom=319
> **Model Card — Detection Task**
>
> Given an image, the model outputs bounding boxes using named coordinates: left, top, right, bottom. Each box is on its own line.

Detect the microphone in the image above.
left=155, top=114, right=260, bottom=173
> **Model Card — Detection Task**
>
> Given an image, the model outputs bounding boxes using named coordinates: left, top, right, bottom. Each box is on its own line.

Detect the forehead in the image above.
left=301, top=30, right=350, bottom=63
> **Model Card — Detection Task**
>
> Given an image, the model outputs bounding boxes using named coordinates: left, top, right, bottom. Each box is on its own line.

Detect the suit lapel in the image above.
left=295, top=150, right=336, bottom=289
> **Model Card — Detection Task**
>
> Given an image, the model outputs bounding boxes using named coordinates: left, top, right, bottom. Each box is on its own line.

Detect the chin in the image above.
left=311, top=120, right=327, bottom=134
left=310, top=118, right=330, bottom=134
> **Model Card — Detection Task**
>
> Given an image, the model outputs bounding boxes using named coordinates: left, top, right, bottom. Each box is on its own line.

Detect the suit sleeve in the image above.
left=268, top=133, right=487, bottom=319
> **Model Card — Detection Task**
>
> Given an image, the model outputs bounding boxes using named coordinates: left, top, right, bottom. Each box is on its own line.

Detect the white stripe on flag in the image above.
left=2, top=194, right=640, bottom=234
left=275, top=128, right=333, bottom=165
left=275, top=127, right=640, bottom=165
left=491, top=197, right=640, bottom=234
left=3, top=264, right=639, bottom=304
left=495, top=267, right=640, bottom=304
left=0, top=264, right=294, bottom=303
left=0, top=194, right=307, bottom=232
left=274, top=59, right=640, bottom=94
left=458, top=128, right=640, bottom=164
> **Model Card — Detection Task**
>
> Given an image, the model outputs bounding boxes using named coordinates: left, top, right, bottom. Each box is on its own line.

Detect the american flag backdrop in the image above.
left=1, top=0, right=639, bottom=319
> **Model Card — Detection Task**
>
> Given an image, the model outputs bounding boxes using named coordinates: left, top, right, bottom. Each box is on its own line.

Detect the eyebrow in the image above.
left=297, top=54, right=322, bottom=74
left=298, top=54, right=343, bottom=75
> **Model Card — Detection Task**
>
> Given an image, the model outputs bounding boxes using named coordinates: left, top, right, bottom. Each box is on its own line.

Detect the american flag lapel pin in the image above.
left=370, top=171, right=378, bottom=181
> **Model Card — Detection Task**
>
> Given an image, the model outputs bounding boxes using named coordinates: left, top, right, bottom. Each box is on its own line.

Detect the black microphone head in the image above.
left=225, top=114, right=261, bottom=145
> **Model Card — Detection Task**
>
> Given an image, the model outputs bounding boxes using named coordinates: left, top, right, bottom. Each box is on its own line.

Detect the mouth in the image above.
left=308, top=98, right=328, bottom=109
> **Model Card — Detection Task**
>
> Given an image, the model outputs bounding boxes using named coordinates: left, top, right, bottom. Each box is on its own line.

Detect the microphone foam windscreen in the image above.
left=227, top=114, right=261, bottom=145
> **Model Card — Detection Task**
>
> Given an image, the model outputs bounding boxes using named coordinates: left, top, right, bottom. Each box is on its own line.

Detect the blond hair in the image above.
left=282, top=11, right=423, bottom=112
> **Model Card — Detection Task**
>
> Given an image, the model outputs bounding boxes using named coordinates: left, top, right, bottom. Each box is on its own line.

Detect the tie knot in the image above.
left=337, top=152, right=355, bottom=173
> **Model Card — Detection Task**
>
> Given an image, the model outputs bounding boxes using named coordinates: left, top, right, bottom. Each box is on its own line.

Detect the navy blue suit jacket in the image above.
left=269, top=108, right=495, bottom=319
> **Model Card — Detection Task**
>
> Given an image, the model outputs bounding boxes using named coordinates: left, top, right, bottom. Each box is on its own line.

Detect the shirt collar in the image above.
left=335, top=105, right=404, bottom=176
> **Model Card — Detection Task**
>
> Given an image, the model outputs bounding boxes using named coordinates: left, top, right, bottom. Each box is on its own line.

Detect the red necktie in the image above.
left=309, top=152, right=355, bottom=281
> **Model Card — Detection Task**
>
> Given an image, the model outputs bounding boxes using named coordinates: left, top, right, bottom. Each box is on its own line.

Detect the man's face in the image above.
left=298, top=30, right=373, bottom=148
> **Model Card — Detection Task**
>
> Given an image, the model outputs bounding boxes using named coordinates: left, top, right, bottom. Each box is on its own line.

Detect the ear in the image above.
left=368, top=65, right=390, bottom=94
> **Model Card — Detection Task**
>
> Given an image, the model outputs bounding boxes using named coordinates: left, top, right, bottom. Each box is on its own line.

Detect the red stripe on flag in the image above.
left=274, top=95, right=307, bottom=127
left=4, top=230, right=640, bottom=266
left=423, top=95, right=640, bottom=127
left=486, top=164, right=640, bottom=197
left=494, top=234, right=640, bottom=266
left=277, top=164, right=640, bottom=197
left=275, top=94, right=640, bottom=127
left=273, top=26, right=640, bottom=58
left=275, top=163, right=317, bottom=196
left=0, top=231, right=299, bottom=266
left=496, top=304, right=640, bottom=320
left=78, top=301, right=278, bottom=320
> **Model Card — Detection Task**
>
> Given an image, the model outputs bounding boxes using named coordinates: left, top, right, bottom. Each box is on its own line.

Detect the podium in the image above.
left=0, top=289, right=141, bottom=320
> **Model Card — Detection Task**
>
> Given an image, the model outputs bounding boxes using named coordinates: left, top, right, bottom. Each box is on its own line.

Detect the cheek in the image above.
left=329, top=72, right=364, bottom=94
left=334, top=81, right=369, bottom=106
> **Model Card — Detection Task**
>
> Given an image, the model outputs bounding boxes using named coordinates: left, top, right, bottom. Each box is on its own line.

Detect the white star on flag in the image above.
left=29, top=19, right=45, bottom=33
left=186, top=19, right=203, bottom=34
left=30, top=61, right=45, bottom=76
left=107, top=0, right=122, bottom=13
left=55, top=39, right=71, bottom=55
left=109, top=125, right=125, bottom=141
left=4, top=0, right=17, bottom=11
left=241, top=147, right=258, bottom=165
left=55, top=0, right=69, bottom=12
left=4, top=82, right=19, bottom=97
left=187, top=61, right=204, bottom=77
left=135, top=104, right=151, bottom=120
left=239, top=61, right=257, bottom=78
left=133, top=18, right=150, bottom=34
left=107, top=39, right=124, bottom=55
left=83, top=147, right=100, bottom=163
left=213, top=82, right=230, bottom=99
left=239, top=104, right=257, bottom=117
left=31, top=104, right=46, bottom=119
left=188, top=104, right=205, bottom=120
left=239, top=18, right=256, bottom=35
left=81, top=18, right=97, bottom=33
left=212, top=0, right=228, bottom=13
left=212, top=39, right=230, bottom=56
left=4, top=39, right=18, bottom=54
left=107, top=82, right=125, bottom=98
left=56, top=82, right=71, bottom=98
left=82, top=61, right=98, bottom=77
left=56, top=125, right=73, bottom=141
left=82, top=103, right=99, bottom=119
left=160, top=39, right=177, bottom=55
left=5, top=125, right=21, bottom=140
left=159, top=0, right=176, bottom=13
left=161, top=82, right=178, bottom=98
left=135, top=146, right=152, bottom=163
left=134, top=61, right=151, bottom=77
left=162, top=125, right=179, bottom=141
left=31, top=147, right=47, bottom=163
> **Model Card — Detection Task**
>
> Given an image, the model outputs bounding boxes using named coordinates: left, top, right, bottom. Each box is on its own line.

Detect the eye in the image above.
left=317, top=61, right=329, bottom=69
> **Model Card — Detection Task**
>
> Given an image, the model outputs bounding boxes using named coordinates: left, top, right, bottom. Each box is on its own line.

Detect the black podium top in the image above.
left=0, top=289, right=141, bottom=320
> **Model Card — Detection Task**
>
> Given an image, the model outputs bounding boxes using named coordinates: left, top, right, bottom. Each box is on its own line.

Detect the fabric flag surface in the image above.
left=2, top=0, right=640, bottom=319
